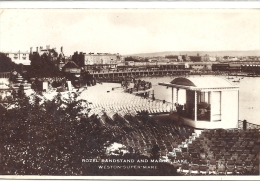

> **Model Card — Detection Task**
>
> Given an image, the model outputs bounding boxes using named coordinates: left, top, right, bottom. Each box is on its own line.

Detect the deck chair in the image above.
left=236, top=149, right=243, bottom=155
left=226, top=159, right=235, bottom=166
left=247, top=154, right=255, bottom=160
left=208, top=164, right=217, bottom=175
left=236, top=166, right=244, bottom=175
left=235, top=159, right=243, bottom=166
left=217, top=165, right=226, bottom=175
left=200, top=159, right=208, bottom=165
left=231, top=153, right=238, bottom=161
left=209, top=159, right=216, bottom=165
left=253, top=165, right=259, bottom=175
left=191, top=152, right=199, bottom=159
left=217, top=159, right=226, bottom=165
left=175, top=151, right=183, bottom=160
left=240, top=154, right=248, bottom=161
left=192, top=158, right=200, bottom=165
left=245, top=165, right=254, bottom=173
left=183, top=152, right=191, bottom=163
left=190, top=164, right=200, bottom=175
left=244, top=159, right=252, bottom=166
left=180, top=163, right=190, bottom=175
left=226, top=165, right=235, bottom=175
left=188, top=148, right=195, bottom=153
left=224, top=153, right=232, bottom=160
left=181, top=147, right=188, bottom=152
left=200, top=153, right=206, bottom=159
left=215, top=154, right=222, bottom=160
left=207, top=152, right=214, bottom=160
left=252, top=148, right=259, bottom=155
left=243, top=149, right=250, bottom=155
left=199, top=165, right=209, bottom=175
left=174, top=161, right=182, bottom=170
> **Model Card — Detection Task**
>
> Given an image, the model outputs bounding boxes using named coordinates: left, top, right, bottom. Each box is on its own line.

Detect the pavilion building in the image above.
left=159, top=76, right=239, bottom=129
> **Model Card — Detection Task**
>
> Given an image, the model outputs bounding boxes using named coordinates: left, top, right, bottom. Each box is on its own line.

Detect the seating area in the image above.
left=174, top=128, right=259, bottom=175
left=79, top=84, right=172, bottom=117
left=120, top=123, right=194, bottom=158
left=65, top=84, right=260, bottom=176
left=91, top=109, right=195, bottom=158
left=89, top=103, right=259, bottom=176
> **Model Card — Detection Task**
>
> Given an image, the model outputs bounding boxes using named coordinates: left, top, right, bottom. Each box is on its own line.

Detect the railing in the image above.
left=238, top=120, right=260, bottom=130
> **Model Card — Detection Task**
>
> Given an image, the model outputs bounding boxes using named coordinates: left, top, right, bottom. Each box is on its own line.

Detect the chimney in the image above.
left=30, top=47, right=32, bottom=54
left=36, top=47, right=38, bottom=52
left=61, top=46, right=63, bottom=53
left=46, top=45, right=50, bottom=50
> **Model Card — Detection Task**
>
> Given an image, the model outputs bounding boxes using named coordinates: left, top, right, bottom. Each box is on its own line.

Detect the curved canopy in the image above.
left=159, top=76, right=238, bottom=90
left=170, top=77, right=196, bottom=86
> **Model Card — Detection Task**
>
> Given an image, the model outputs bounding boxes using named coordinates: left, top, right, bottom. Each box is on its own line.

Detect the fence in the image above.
left=238, top=120, right=260, bottom=130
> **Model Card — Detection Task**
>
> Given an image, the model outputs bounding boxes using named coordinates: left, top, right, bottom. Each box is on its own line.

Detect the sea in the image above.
left=142, top=75, right=260, bottom=125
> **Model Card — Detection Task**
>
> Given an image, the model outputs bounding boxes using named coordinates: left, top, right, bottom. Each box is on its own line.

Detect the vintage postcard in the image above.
left=0, top=2, right=259, bottom=180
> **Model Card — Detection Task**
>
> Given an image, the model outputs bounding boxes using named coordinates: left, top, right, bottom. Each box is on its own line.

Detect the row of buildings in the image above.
left=3, top=46, right=260, bottom=65
left=2, top=46, right=260, bottom=74
left=146, top=54, right=260, bottom=63
left=2, top=46, right=68, bottom=65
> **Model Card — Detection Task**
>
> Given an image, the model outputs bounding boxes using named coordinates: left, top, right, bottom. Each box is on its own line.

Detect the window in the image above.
left=200, top=92, right=205, bottom=102
left=198, top=92, right=209, bottom=103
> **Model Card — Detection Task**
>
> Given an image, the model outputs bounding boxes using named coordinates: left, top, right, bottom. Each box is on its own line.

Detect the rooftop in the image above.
left=63, top=61, right=80, bottom=69
left=159, top=76, right=239, bottom=91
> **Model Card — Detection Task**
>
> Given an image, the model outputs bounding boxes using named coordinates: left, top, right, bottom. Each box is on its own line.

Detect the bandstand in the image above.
left=159, top=76, right=239, bottom=129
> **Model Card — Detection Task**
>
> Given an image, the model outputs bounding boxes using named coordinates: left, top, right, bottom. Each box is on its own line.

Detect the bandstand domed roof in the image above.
left=170, top=77, right=233, bottom=88
left=159, top=76, right=238, bottom=90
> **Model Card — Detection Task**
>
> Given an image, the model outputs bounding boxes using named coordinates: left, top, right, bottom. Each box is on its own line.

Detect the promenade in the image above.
left=91, top=69, right=190, bottom=79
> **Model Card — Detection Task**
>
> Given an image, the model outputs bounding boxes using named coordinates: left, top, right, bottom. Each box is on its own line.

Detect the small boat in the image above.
left=232, top=79, right=240, bottom=83
left=227, top=75, right=234, bottom=79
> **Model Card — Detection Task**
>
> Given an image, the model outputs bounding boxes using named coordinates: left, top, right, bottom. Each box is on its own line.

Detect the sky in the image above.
left=0, top=8, right=260, bottom=56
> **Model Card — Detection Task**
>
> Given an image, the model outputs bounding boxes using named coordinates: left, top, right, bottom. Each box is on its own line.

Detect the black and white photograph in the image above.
left=0, top=3, right=259, bottom=179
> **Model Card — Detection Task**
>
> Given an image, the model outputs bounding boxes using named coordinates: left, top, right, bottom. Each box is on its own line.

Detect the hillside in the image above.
left=126, top=50, right=260, bottom=57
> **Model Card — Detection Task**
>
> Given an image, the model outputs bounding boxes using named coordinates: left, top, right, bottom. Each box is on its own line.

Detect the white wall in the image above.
left=221, top=90, right=239, bottom=128
left=211, top=91, right=221, bottom=121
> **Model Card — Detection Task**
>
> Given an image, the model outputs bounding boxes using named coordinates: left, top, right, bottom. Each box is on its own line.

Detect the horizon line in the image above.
left=124, top=49, right=260, bottom=56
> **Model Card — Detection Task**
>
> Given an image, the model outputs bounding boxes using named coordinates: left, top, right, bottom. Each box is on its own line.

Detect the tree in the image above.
left=26, top=50, right=62, bottom=79
left=0, top=91, right=126, bottom=175
left=0, top=53, right=16, bottom=72
left=125, top=57, right=140, bottom=62
left=70, top=52, right=84, bottom=67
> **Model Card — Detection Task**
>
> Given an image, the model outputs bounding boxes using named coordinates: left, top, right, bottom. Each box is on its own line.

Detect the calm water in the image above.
left=142, top=75, right=260, bottom=125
